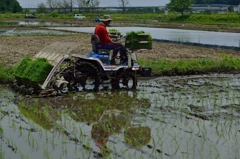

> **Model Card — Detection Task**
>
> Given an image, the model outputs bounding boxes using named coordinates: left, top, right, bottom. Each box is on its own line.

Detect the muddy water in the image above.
left=1, top=73, right=240, bottom=159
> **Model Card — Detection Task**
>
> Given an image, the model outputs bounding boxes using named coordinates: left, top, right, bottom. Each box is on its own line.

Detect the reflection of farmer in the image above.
left=124, top=126, right=151, bottom=148
left=91, top=109, right=127, bottom=157
left=91, top=123, right=111, bottom=157
left=91, top=109, right=152, bottom=158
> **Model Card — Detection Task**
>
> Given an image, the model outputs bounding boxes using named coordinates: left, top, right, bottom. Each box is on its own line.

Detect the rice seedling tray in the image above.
left=108, top=28, right=121, bottom=36
left=14, top=57, right=53, bottom=86
left=125, top=31, right=152, bottom=50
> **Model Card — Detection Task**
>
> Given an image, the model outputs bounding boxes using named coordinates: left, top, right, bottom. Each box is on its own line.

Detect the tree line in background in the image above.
left=36, top=0, right=240, bottom=14
left=0, top=0, right=22, bottom=13
left=195, top=0, right=239, bottom=5
left=0, top=0, right=239, bottom=14
left=0, top=0, right=129, bottom=13
left=166, top=0, right=239, bottom=15
left=38, top=0, right=129, bottom=14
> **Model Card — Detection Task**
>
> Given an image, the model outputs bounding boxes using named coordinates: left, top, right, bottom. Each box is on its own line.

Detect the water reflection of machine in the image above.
left=63, top=90, right=151, bottom=157
left=20, top=90, right=151, bottom=157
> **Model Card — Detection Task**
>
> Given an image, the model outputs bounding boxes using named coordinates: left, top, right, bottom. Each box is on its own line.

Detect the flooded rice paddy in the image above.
left=1, top=73, right=240, bottom=159
left=48, top=26, right=240, bottom=48
left=2, top=20, right=240, bottom=47
left=0, top=27, right=74, bottom=36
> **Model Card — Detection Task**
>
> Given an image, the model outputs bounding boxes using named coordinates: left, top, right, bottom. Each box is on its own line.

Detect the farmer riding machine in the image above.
left=11, top=31, right=152, bottom=96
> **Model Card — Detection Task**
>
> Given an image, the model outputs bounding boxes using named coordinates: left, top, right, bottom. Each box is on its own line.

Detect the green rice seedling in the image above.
left=0, top=62, right=15, bottom=83
left=7, top=137, right=11, bottom=145
left=39, top=127, right=43, bottom=138
left=125, top=31, right=152, bottom=49
left=18, top=126, right=23, bottom=136
left=27, top=131, right=31, bottom=144
left=14, top=57, right=31, bottom=77
left=45, top=130, right=49, bottom=143
left=10, top=119, right=16, bottom=128
left=44, top=145, right=51, bottom=159
left=78, top=126, right=83, bottom=136
left=81, top=153, right=85, bottom=159
left=51, top=133, right=56, bottom=149
left=61, top=140, right=69, bottom=155
left=14, top=57, right=53, bottom=85
left=108, top=28, right=121, bottom=36
left=18, top=104, right=53, bottom=131
left=19, top=149, right=27, bottom=159
left=0, top=143, right=4, bottom=159
left=64, top=143, right=68, bottom=155
left=23, top=152, right=29, bottom=159
left=74, top=145, right=78, bottom=156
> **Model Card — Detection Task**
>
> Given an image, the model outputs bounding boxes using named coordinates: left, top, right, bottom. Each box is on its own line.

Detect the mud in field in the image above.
left=1, top=73, right=240, bottom=159
left=1, top=22, right=240, bottom=159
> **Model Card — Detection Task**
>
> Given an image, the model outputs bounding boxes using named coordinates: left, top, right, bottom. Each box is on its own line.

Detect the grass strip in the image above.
left=0, top=62, right=15, bottom=83
left=138, top=54, right=240, bottom=75
left=1, top=54, right=240, bottom=84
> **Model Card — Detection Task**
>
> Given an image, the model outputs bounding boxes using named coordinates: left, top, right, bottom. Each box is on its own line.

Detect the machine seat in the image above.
left=91, top=34, right=111, bottom=54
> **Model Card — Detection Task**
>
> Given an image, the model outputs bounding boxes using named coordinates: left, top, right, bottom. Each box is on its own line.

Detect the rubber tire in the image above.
left=60, top=66, right=77, bottom=91
left=114, top=71, right=137, bottom=89
left=75, top=61, right=100, bottom=91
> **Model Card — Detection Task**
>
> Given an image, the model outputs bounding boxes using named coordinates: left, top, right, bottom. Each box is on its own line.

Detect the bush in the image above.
left=200, top=10, right=212, bottom=15
left=49, top=11, right=58, bottom=17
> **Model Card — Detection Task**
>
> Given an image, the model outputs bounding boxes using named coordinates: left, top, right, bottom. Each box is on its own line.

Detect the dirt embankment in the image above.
left=1, top=33, right=240, bottom=67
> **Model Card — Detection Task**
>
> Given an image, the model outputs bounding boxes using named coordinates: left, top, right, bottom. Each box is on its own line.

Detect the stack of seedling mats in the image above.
left=125, top=31, right=152, bottom=50
left=14, top=57, right=53, bottom=85
left=108, top=28, right=121, bottom=36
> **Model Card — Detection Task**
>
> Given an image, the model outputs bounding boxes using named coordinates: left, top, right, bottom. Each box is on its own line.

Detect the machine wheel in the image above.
left=75, top=61, right=100, bottom=91
left=11, top=81, right=20, bottom=91
left=27, top=87, right=34, bottom=95
left=58, top=83, right=68, bottom=94
left=114, top=71, right=137, bottom=89
left=60, top=66, right=79, bottom=92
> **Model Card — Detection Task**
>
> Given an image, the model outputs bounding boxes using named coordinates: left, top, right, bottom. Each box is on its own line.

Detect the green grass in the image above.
left=138, top=54, right=240, bottom=75
left=0, top=62, right=15, bottom=83
left=0, top=21, right=18, bottom=26
left=0, top=12, right=240, bottom=25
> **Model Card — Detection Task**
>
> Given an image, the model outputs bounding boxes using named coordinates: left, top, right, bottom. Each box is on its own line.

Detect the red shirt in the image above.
left=94, top=24, right=112, bottom=44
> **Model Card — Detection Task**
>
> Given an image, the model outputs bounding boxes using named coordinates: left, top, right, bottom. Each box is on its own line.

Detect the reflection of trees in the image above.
left=18, top=101, right=60, bottom=130
left=55, top=91, right=151, bottom=124
left=28, top=90, right=150, bottom=125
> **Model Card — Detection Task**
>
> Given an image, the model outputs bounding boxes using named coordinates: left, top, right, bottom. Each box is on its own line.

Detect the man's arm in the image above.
left=109, top=34, right=119, bottom=38
left=109, top=34, right=122, bottom=45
